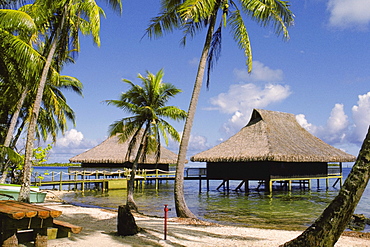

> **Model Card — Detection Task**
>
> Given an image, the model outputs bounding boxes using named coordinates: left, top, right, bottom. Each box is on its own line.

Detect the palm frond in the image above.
left=240, top=0, right=293, bottom=40
left=206, top=23, right=222, bottom=88
left=145, top=0, right=183, bottom=39
left=228, top=9, right=252, bottom=72
left=179, top=0, right=217, bottom=22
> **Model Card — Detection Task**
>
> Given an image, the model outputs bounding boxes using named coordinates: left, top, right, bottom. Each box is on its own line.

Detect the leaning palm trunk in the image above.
left=281, top=127, right=370, bottom=247
left=126, top=139, right=146, bottom=212
left=19, top=6, right=67, bottom=203
left=117, top=127, right=149, bottom=236
left=1, top=86, right=28, bottom=184
left=174, top=4, right=219, bottom=218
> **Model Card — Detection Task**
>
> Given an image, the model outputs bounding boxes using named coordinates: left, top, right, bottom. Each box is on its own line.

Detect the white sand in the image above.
left=41, top=201, right=370, bottom=247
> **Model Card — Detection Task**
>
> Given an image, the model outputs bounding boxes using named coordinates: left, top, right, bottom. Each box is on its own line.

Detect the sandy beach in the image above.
left=40, top=191, right=370, bottom=247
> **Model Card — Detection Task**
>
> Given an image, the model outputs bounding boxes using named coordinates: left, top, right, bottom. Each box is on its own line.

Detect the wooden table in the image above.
left=0, top=200, right=62, bottom=247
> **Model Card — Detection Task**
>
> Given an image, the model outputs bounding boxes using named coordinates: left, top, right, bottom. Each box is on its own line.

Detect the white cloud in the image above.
left=206, top=61, right=290, bottom=136
left=322, top=104, right=349, bottom=143
left=46, top=129, right=99, bottom=163
left=327, top=0, right=370, bottom=29
left=326, top=104, right=349, bottom=135
left=56, top=129, right=84, bottom=147
left=209, top=83, right=291, bottom=114
left=234, top=61, right=283, bottom=82
left=352, top=92, right=370, bottom=142
left=208, top=83, right=291, bottom=135
left=297, top=104, right=349, bottom=144
left=296, top=114, right=318, bottom=134
left=188, top=134, right=209, bottom=152
left=296, top=94, right=370, bottom=156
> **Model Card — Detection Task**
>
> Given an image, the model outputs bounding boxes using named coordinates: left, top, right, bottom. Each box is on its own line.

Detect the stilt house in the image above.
left=69, top=134, right=179, bottom=171
left=191, top=109, right=356, bottom=191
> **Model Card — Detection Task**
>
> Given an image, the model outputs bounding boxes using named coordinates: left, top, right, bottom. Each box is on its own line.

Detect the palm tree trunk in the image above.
left=18, top=6, right=67, bottom=202
left=126, top=124, right=150, bottom=211
left=117, top=126, right=149, bottom=236
left=126, top=142, right=144, bottom=212
left=174, top=3, right=219, bottom=218
left=281, top=127, right=370, bottom=247
left=0, top=86, right=28, bottom=184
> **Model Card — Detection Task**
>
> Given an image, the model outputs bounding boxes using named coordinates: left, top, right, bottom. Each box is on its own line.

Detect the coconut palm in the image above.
left=106, top=69, right=186, bottom=235
left=0, top=74, right=83, bottom=183
left=147, top=0, right=294, bottom=218
left=0, top=6, right=85, bottom=183
left=0, top=7, right=45, bottom=181
left=19, top=0, right=122, bottom=202
left=281, top=128, right=370, bottom=246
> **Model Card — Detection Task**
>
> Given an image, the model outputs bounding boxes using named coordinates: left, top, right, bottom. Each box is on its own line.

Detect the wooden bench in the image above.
left=0, top=200, right=62, bottom=247
left=53, top=219, right=82, bottom=238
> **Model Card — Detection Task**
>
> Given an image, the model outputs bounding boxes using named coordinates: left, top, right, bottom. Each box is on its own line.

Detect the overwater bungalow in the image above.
left=191, top=109, right=356, bottom=192
left=69, top=134, right=178, bottom=171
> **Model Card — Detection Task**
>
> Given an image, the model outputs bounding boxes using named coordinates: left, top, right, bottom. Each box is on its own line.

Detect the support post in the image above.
left=269, top=180, right=273, bottom=193
left=317, top=179, right=320, bottom=189
left=245, top=180, right=249, bottom=192
left=59, top=171, right=63, bottom=191
left=199, top=175, right=202, bottom=193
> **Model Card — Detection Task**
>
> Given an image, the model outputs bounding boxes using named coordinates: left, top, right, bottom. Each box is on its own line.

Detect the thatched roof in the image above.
left=69, top=134, right=179, bottom=164
left=191, top=109, right=356, bottom=163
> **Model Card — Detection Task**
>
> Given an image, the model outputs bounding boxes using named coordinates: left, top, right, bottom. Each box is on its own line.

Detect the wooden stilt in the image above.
left=199, top=175, right=202, bottom=193
left=216, top=180, right=226, bottom=190
left=269, top=180, right=272, bottom=192
left=235, top=181, right=245, bottom=191
left=245, top=180, right=249, bottom=192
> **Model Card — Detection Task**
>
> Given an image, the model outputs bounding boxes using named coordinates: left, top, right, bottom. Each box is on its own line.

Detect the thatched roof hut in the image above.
left=191, top=109, right=356, bottom=185
left=69, top=134, right=179, bottom=169
left=191, top=109, right=356, bottom=163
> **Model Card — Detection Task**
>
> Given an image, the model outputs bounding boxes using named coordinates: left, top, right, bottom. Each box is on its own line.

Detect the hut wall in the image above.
left=81, top=162, right=170, bottom=171
left=206, top=162, right=270, bottom=180
left=206, top=162, right=328, bottom=180
left=269, top=162, right=327, bottom=178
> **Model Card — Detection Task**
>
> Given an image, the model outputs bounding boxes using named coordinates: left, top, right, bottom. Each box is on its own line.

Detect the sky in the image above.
left=42, top=0, right=370, bottom=165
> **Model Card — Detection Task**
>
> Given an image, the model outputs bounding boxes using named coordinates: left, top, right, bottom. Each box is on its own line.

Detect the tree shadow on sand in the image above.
left=47, top=206, right=267, bottom=247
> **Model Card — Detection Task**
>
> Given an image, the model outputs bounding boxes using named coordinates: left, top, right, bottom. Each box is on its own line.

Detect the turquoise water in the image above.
left=34, top=167, right=370, bottom=230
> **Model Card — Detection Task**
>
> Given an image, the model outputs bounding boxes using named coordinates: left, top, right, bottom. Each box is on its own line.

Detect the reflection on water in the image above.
left=36, top=167, right=370, bottom=230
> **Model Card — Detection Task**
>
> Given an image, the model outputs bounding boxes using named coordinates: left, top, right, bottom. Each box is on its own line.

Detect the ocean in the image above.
left=34, top=166, right=370, bottom=231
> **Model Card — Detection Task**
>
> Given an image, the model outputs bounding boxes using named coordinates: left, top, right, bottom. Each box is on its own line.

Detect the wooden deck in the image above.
left=32, top=168, right=206, bottom=191
left=32, top=167, right=342, bottom=193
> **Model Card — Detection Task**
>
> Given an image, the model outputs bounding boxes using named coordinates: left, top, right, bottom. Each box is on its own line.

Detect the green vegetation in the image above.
left=107, top=69, right=186, bottom=235
left=34, top=163, right=80, bottom=167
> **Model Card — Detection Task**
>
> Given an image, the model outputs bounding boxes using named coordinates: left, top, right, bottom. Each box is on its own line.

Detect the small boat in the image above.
left=0, top=184, right=47, bottom=203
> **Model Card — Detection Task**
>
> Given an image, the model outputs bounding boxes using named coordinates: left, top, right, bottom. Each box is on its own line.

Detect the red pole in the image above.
left=164, top=204, right=169, bottom=240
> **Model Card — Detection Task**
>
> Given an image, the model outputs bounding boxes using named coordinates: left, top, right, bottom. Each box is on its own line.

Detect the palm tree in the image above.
left=106, top=69, right=187, bottom=235
left=0, top=74, right=83, bottom=183
left=18, top=0, right=122, bottom=202
left=281, top=128, right=370, bottom=246
left=147, top=0, right=294, bottom=218
left=0, top=7, right=45, bottom=182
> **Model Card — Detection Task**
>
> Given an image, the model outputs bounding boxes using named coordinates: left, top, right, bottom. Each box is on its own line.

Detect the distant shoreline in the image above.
left=34, top=163, right=81, bottom=167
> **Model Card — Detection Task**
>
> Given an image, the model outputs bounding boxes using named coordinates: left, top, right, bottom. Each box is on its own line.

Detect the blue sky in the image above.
left=45, top=0, right=370, bottom=164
